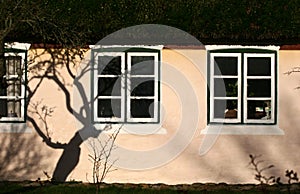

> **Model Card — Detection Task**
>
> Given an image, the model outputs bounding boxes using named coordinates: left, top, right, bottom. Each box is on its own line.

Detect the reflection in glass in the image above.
left=98, top=56, right=121, bottom=75
left=247, top=79, right=271, bottom=97
left=214, top=57, right=238, bottom=75
left=0, top=56, right=22, bottom=118
left=131, top=56, right=154, bottom=75
left=247, top=100, right=271, bottom=120
left=98, top=99, right=121, bottom=118
left=214, top=99, right=238, bottom=119
left=214, top=78, right=238, bottom=97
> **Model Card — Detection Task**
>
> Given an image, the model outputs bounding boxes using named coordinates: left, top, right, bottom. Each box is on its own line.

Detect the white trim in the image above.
left=91, top=45, right=164, bottom=50
left=210, top=53, right=241, bottom=123
left=205, top=45, right=280, bottom=51
left=93, top=49, right=161, bottom=123
left=5, top=42, right=31, bottom=50
left=209, top=51, right=276, bottom=125
left=127, top=52, right=159, bottom=122
left=213, top=75, right=238, bottom=79
left=201, top=125, right=284, bottom=135
left=0, top=52, right=27, bottom=121
left=93, top=52, right=125, bottom=122
left=244, top=53, right=275, bottom=124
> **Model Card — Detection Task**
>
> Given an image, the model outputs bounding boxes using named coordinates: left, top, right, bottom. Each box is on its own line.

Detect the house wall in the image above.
left=0, top=47, right=299, bottom=184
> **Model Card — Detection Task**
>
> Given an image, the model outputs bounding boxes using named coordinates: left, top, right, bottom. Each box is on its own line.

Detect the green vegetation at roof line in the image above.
left=2, top=0, right=300, bottom=45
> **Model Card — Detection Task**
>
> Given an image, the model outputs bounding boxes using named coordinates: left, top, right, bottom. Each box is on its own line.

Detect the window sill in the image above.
left=201, top=124, right=284, bottom=135
left=0, top=123, right=32, bottom=133
left=94, top=123, right=167, bottom=135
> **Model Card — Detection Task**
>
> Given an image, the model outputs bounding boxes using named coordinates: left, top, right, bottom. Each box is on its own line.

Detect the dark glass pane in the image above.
left=247, top=100, right=271, bottom=120
left=214, top=100, right=238, bottom=119
left=131, top=99, right=154, bottom=118
left=98, top=77, right=121, bottom=96
left=0, top=78, right=7, bottom=96
left=0, top=99, right=21, bottom=118
left=214, top=57, right=238, bottom=75
left=131, top=56, right=155, bottom=75
left=131, top=78, right=154, bottom=96
left=214, top=78, right=238, bottom=97
left=97, top=99, right=121, bottom=118
left=247, top=79, right=271, bottom=97
left=0, top=99, right=7, bottom=117
left=248, top=57, right=271, bottom=76
left=98, top=56, right=121, bottom=75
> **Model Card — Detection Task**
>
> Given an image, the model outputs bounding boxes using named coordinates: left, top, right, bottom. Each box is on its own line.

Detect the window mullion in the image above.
left=243, top=53, right=247, bottom=123
left=271, top=54, right=276, bottom=123
left=94, top=52, right=125, bottom=122
left=237, top=54, right=242, bottom=123
left=209, top=54, right=215, bottom=123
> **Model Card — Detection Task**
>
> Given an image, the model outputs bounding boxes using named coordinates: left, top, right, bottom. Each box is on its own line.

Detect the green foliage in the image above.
left=1, top=182, right=300, bottom=194
left=2, top=0, right=300, bottom=45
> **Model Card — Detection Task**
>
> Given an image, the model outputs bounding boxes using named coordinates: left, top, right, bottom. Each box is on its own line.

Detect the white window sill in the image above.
left=201, top=124, right=284, bottom=135
left=0, top=123, right=32, bottom=133
left=94, top=123, right=167, bottom=135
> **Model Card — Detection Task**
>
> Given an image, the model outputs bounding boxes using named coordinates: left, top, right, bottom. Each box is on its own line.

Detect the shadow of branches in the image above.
left=25, top=45, right=115, bottom=182
left=26, top=46, right=88, bottom=182
left=0, top=127, right=45, bottom=180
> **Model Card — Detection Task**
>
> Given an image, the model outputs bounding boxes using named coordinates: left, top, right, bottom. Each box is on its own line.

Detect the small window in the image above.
left=209, top=51, right=276, bottom=124
left=0, top=50, right=27, bottom=122
left=92, top=49, right=160, bottom=123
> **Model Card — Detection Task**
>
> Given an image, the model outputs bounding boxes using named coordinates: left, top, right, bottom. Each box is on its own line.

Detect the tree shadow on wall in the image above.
left=27, top=47, right=108, bottom=182
left=0, top=126, right=45, bottom=180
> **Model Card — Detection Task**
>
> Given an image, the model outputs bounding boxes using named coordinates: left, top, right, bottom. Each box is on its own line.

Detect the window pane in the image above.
left=131, top=56, right=155, bottom=75
left=98, top=77, right=121, bottom=96
left=247, top=79, right=271, bottom=97
left=214, top=78, right=238, bottom=97
left=248, top=57, right=271, bottom=76
left=214, top=100, right=238, bottom=119
left=214, top=57, right=238, bottom=75
left=247, top=100, right=271, bottom=120
left=130, top=78, right=154, bottom=96
left=130, top=99, right=154, bottom=118
left=98, top=56, right=121, bottom=75
left=0, top=78, right=7, bottom=96
left=97, top=99, right=121, bottom=118
left=0, top=99, right=7, bottom=117
left=0, top=99, right=21, bottom=118
left=7, top=80, right=21, bottom=97
left=7, top=99, right=21, bottom=117
left=6, top=56, right=22, bottom=76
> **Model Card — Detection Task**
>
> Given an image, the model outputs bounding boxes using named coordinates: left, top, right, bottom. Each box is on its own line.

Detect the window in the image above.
left=0, top=49, right=27, bottom=122
left=209, top=50, right=276, bottom=124
left=92, top=48, right=160, bottom=123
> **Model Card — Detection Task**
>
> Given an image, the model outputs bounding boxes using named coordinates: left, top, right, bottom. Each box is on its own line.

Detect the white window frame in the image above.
left=127, top=52, right=159, bottom=122
left=93, top=52, right=126, bottom=122
left=210, top=53, right=242, bottom=123
left=0, top=51, right=26, bottom=122
left=244, top=53, right=275, bottom=124
left=93, top=50, right=160, bottom=123
left=209, top=52, right=276, bottom=124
